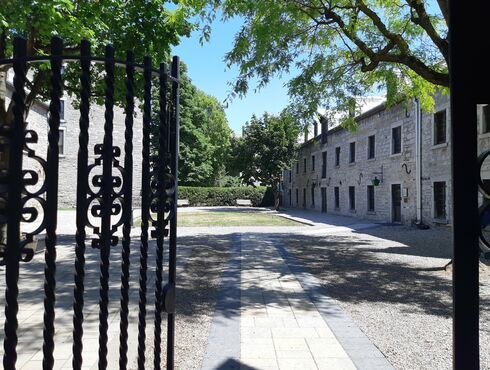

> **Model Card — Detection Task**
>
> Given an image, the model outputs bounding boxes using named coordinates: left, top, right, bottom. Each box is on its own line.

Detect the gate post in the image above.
left=449, top=1, right=490, bottom=368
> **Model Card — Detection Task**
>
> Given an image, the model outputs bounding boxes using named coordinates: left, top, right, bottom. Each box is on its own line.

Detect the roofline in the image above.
left=299, top=99, right=393, bottom=148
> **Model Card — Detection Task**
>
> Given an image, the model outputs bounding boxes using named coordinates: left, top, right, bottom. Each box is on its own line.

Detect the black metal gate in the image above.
left=0, top=36, right=180, bottom=369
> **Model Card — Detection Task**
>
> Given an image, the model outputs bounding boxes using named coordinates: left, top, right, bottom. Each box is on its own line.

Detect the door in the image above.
left=391, top=184, right=402, bottom=222
left=321, top=187, right=327, bottom=213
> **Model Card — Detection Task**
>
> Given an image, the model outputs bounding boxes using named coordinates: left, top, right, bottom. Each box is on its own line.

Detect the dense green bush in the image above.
left=178, top=186, right=274, bottom=207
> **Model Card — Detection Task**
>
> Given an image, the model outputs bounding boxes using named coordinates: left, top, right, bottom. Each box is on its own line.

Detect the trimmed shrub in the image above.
left=178, top=186, right=274, bottom=207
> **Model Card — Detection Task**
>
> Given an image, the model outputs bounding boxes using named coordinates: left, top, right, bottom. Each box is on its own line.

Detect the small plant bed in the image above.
left=175, top=210, right=304, bottom=227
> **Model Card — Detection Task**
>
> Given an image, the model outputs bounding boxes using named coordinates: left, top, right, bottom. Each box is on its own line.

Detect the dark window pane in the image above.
left=303, top=158, right=307, bottom=173
left=349, top=186, right=355, bottom=210
left=484, top=105, right=490, bottom=133
left=368, top=135, right=375, bottom=159
left=349, top=142, right=356, bottom=163
left=311, top=185, right=315, bottom=206
left=312, top=155, right=315, bottom=171
left=434, top=181, right=447, bottom=218
left=335, top=147, right=340, bottom=166
left=367, top=185, right=375, bottom=212
left=322, top=151, right=327, bottom=178
left=334, top=187, right=340, bottom=209
left=434, top=110, right=447, bottom=145
left=392, top=126, right=401, bottom=154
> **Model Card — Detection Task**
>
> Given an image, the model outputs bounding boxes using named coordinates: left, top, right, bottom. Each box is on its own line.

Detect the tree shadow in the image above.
left=280, top=233, right=462, bottom=318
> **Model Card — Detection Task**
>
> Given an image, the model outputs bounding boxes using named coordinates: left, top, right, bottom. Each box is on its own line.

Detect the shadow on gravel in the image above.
left=353, top=225, right=453, bottom=259
left=281, top=232, right=462, bottom=318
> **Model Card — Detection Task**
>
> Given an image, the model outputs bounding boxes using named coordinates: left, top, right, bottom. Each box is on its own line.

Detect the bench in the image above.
left=177, top=199, right=189, bottom=207
left=235, top=199, right=252, bottom=207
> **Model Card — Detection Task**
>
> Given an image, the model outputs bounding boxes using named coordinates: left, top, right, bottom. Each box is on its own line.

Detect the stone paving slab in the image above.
left=202, top=233, right=392, bottom=370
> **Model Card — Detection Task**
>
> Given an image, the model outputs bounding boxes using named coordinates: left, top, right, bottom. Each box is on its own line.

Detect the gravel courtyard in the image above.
left=283, top=224, right=490, bottom=370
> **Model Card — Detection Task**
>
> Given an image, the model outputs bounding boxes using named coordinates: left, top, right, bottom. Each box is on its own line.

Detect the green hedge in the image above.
left=178, top=186, right=274, bottom=207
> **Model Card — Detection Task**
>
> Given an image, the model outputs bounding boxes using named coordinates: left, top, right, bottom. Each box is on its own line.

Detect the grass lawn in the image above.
left=177, top=211, right=304, bottom=227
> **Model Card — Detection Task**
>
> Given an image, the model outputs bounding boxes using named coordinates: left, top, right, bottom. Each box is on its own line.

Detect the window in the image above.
left=434, top=181, right=447, bottom=219
left=334, top=187, right=340, bottom=209
left=349, top=186, right=355, bottom=210
left=296, top=162, right=299, bottom=174
left=288, top=190, right=291, bottom=206
left=434, top=110, right=447, bottom=145
left=367, top=185, right=375, bottom=212
left=321, top=151, right=327, bottom=178
left=303, top=188, right=306, bottom=208
left=349, top=142, right=356, bottom=163
left=483, top=105, right=490, bottom=134
left=303, top=158, right=307, bottom=173
left=335, top=147, right=341, bottom=166
left=60, top=99, right=65, bottom=121
left=311, top=155, right=315, bottom=172
left=296, top=188, right=299, bottom=205
left=392, top=126, right=401, bottom=154
left=311, top=185, right=315, bottom=207
left=313, top=122, right=318, bottom=137
left=288, top=170, right=292, bottom=183
left=368, top=135, right=375, bottom=159
left=58, top=127, right=66, bottom=156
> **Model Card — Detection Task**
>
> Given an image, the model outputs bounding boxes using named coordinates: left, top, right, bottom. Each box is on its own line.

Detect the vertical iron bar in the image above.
left=154, top=63, right=168, bottom=370
left=167, top=56, right=180, bottom=370
left=3, top=36, right=27, bottom=370
left=42, top=35, right=62, bottom=370
left=72, top=38, right=91, bottom=370
left=98, top=44, right=115, bottom=370
left=448, top=1, right=480, bottom=368
left=137, top=56, right=152, bottom=370
left=119, top=50, right=134, bottom=370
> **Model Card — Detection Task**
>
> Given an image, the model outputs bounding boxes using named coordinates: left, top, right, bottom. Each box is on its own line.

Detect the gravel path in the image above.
left=142, top=234, right=230, bottom=370
left=283, top=225, right=490, bottom=370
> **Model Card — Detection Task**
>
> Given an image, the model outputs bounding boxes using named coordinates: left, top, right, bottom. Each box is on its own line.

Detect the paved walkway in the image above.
left=202, top=233, right=393, bottom=370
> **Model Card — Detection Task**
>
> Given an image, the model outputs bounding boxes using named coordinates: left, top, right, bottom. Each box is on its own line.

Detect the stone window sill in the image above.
left=348, top=162, right=356, bottom=166
left=390, top=152, right=402, bottom=158
left=432, top=142, right=448, bottom=149
left=367, top=211, right=376, bottom=215
left=433, top=217, right=448, bottom=224
left=479, top=132, right=490, bottom=139
left=367, top=157, right=376, bottom=161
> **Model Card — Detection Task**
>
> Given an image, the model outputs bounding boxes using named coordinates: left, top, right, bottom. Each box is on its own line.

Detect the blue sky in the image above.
left=172, top=16, right=290, bottom=135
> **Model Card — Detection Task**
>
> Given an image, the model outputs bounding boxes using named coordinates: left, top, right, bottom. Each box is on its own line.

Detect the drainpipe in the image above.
left=415, top=98, right=423, bottom=224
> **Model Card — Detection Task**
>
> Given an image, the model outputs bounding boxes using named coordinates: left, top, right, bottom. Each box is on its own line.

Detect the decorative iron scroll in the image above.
left=0, top=36, right=180, bottom=370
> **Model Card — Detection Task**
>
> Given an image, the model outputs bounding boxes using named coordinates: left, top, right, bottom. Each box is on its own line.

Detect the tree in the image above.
left=202, top=0, right=448, bottom=122
left=178, top=63, right=232, bottom=186
left=231, top=111, right=300, bottom=210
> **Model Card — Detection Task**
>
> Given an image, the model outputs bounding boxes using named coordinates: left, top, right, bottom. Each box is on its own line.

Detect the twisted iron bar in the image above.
left=119, top=50, right=135, bottom=370
left=137, top=56, right=152, bottom=370
left=72, top=39, right=91, bottom=370
left=97, top=44, right=116, bottom=370
left=153, top=62, right=168, bottom=370
left=42, top=35, right=62, bottom=370
left=2, top=36, right=27, bottom=370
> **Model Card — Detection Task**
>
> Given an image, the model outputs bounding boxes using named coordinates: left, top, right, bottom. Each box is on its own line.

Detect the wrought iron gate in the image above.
left=0, top=36, right=180, bottom=369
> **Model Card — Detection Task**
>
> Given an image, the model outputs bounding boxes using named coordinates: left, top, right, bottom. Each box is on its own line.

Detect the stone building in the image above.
left=5, top=85, right=144, bottom=208
left=282, top=94, right=489, bottom=227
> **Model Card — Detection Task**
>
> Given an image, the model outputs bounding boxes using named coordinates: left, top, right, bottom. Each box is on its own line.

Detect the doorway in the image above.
left=391, top=184, right=401, bottom=222
left=321, top=187, right=327, bottom=213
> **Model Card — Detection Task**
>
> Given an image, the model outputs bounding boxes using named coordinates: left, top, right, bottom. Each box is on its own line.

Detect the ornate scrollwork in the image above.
left=87, top=143, right=125, bottom=249
left=0, top=125, right=49, bottom=265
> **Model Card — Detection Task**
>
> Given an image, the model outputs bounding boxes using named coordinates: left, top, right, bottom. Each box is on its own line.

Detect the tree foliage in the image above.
left=0, top=0, right=202, bottom=123
left=230, top=111, right=300, bottom=208
left=178, top=63, right=232, bottom=186
left=200, top=0, right=449, bottom=122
